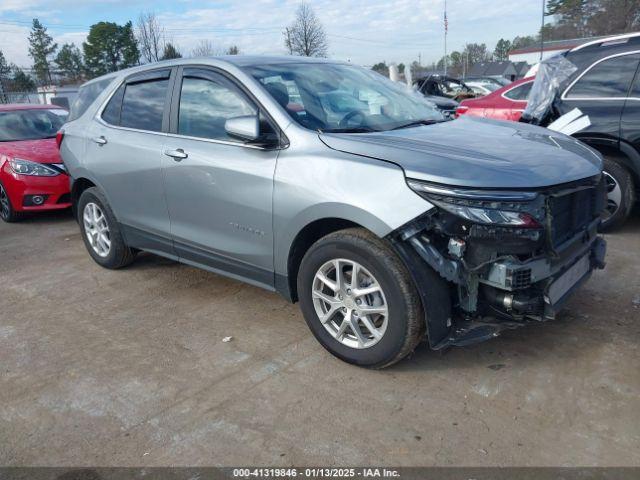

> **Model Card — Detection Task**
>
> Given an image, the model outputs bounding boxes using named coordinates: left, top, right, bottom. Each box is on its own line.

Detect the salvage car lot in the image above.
left=1, top=211, right=639, bottom=466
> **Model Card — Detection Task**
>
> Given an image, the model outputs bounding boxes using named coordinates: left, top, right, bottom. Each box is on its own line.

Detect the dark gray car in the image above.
left=60, top=56, right=607, bottom=368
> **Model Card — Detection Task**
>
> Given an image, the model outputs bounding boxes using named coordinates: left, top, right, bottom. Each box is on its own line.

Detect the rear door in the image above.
left=558, top=52, right=640, bottom=139
left=162, top=67, right=280, bottom=288
left=85, top=68, right=175, bottom=254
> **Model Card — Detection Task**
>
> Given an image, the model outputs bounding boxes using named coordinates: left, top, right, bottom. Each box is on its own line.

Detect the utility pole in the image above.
left=540, top=0, right=545, bottom=62
left=444, top=0, right=448, bottom=75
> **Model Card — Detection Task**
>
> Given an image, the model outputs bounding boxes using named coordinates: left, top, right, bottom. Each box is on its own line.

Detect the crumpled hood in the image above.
left=0, top=138, right=61, bottom=164
left=319, top=116, right=602, bottom=188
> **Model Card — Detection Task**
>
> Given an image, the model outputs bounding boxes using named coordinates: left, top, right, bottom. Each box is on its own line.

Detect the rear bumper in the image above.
left=0, top=165, right=71, bottom=212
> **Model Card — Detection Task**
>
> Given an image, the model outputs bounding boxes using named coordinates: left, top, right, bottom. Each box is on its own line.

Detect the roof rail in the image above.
left=571, top=32, right=640, bottom=52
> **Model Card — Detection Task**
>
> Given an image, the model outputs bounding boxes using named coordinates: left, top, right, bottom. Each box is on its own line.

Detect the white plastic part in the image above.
left=389, top=63, right=399, bottom=82
left=547, top=108, right=583, bottom=131
left=547, top=108, right=591, bottom=135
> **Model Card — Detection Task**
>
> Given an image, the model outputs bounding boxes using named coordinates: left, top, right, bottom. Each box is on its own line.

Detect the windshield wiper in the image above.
left=391, top=119, right=444, bottom=130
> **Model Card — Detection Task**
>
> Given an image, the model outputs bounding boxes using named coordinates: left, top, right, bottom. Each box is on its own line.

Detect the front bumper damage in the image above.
left=390, top=177, right=607, bottom=350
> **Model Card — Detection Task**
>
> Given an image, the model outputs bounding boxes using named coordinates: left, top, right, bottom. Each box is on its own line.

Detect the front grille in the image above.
left=548, top=178, right=604, bottom=247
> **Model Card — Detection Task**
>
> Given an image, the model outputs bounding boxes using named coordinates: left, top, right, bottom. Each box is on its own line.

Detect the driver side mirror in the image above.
left=225, top=115, right=260, bottom=142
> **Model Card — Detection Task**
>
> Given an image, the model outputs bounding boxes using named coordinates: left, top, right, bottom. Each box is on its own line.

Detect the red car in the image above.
left=0, top=104, right=70, bottom=222
left=455, top=77, right=534, bottom=122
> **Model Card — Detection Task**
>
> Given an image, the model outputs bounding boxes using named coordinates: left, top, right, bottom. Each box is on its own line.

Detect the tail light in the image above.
left=455, top=106, right=468, bottom=118
left=55, top=130, right=65, bottom=149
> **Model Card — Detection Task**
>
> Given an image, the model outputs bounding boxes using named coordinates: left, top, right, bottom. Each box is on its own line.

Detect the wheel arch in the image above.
left=70, top=177, right=97, bottom=219
left=576, top=135, right=640, bottom=187
left=277, top=212, right=391, bottom=303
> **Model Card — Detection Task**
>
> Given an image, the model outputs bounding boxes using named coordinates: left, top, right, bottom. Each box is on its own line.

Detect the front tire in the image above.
left=297, top=228, right=425, bottom=368
left=77, top=187, right=136, bottom=269
left=0, top=181, right=23, bottom=223
left=601, top=158, right=635, bottom=231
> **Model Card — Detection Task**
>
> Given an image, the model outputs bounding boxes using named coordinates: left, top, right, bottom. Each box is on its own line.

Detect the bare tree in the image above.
left=137, top=12, right=165, bottom=63
left=283, top=2, right=328, bottom=57
left=191, top=39, right=216, bottom=57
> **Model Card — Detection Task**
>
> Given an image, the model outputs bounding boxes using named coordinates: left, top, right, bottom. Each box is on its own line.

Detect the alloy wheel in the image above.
left=603, top=170, right=622, bottom=221
left=83, top=202, right=111, bottom=257
left=312, top=258, right=388, bottom=349
left=0, top=183, right=10, bottom=220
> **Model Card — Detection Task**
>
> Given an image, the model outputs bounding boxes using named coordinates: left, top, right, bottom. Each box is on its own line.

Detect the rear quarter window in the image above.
left=504, top=82, right=533, bottom=101
left=68, top=78, right=113, bottom=122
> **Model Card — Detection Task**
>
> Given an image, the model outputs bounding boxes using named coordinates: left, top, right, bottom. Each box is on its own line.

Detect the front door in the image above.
left=162, top=67, right=280, bottom=289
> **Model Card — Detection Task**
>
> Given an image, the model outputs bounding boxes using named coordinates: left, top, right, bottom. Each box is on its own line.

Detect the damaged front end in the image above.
left=390, top=176, right=607, bottom=349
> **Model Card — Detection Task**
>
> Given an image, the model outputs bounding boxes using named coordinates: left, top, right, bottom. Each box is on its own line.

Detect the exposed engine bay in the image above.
left=390, top=174, right=607, bottom=349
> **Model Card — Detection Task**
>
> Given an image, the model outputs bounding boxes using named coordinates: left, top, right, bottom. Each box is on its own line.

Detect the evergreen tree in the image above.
left=493, top=39, right=512, bottom=62
left=11, top=66, right=36, bottom=92
left=28, top=19, right=58, bottom=85
left=83, top=21, right=140, bottom=77
left=55, top=43, right=84, bottom=82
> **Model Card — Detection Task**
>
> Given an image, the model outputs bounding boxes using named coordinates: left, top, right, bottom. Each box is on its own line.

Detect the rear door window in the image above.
left=68, top=77, right=112, bottom=121
left=120, top=78, right=170, bottom=132
left=566, top=53, right=640, bottom=99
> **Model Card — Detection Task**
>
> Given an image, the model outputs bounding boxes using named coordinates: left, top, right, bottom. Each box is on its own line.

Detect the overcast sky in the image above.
left=0, top=0, right=545, bottom=68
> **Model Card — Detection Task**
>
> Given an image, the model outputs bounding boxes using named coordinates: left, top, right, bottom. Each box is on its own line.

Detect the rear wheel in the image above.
left=0, top=181, right=22, bottom=223
left=297, top=228, right=425, bottom=368
left=601, top=158, right=635, bottom=231
left=78, top=187, right=136, bottom=269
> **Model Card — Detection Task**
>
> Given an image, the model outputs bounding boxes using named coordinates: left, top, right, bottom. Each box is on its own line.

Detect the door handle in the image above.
left=92, top=136, right=107, bottom=146
left=164, top=148, right=188, bottom=161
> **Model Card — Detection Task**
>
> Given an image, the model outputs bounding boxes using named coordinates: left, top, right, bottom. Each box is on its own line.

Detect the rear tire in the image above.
left=0, top=181, right=23, bottom=223
left=77, top=187, right=136, bottom=269
left=601, top=158, right=635, bottom=232
left=297, top=228, right=425, bottom=368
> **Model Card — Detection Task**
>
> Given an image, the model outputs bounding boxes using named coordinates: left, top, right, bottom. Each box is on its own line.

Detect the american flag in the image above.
left=444, top=9, right=448, bottom=33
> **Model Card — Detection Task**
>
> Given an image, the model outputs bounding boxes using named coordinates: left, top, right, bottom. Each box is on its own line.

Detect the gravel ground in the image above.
left=1, top=210, right=639, bottom=466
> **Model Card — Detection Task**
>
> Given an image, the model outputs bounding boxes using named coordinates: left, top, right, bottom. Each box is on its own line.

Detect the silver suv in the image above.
left=60, top=56, right=607, bottom=368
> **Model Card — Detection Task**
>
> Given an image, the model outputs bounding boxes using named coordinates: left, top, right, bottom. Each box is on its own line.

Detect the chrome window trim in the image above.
left=500, top=80, right=534, bottom=102
left=95, top=116, right=169, bottom=137
left=561, top=50, right=640, bottom=101
left=164, top=132, right=275, bottom=151
left=95, top=116, right=276, bottom=151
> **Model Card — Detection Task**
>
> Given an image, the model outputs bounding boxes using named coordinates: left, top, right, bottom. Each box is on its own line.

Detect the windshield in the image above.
left=245, top=63, right=443, bottom=132
left=0, top=109, right=68, bottom=142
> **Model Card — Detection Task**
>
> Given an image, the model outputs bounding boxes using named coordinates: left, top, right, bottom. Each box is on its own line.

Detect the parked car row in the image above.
left=453, top=32, right=640, bottom=231
left=0, top=104, right=70, bottom=222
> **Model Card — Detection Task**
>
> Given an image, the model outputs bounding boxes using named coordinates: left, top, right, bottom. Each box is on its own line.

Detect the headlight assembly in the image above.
left=9, top=158, right=60, bottom=176
left=408, top=179, right=542, bottom=228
